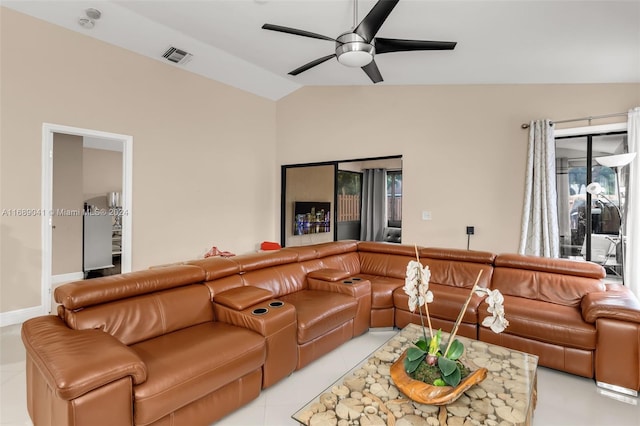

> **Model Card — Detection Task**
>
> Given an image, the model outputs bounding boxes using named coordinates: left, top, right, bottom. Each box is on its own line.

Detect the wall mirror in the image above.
left=281, top=155, right=402, bottom=247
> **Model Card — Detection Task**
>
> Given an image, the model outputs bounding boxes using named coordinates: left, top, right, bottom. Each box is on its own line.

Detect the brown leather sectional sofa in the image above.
left=21, top=241, right=640, bottom=425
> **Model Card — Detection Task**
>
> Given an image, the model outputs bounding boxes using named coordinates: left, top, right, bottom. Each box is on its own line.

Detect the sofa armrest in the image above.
left=308, top=277, right=369, bottom=299
left=307, top=268, right=352, bottom=282
left=581, top=284, right=640, bottom=324
left=21, top=315, right=147, bottom=400
left=215, top=286, right=274, bottom=310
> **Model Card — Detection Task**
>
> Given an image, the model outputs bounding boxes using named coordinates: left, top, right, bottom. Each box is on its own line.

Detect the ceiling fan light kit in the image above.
left=336, top=33, right=375, bottom=67
left=262, top=0, right=456, bottom=83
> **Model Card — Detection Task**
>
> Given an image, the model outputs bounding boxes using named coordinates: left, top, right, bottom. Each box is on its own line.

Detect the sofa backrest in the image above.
left=492, top=254, right=606, bottom=307
left=198, top=242, right=360, bottom=299
left=292, top=240, right=360, bottom=276
left=240, top=262, right=309, bottom=297
left=62, top=285, right=213, bottom=346
left=420, top=248, right=495, bottom=289
left=185, top=256, right=241, bottom=282
left=55, top=265, right=212, bottom=346
left=357, top=242, right=419, bottom=279
left=55, top=265, right=206, bottom=309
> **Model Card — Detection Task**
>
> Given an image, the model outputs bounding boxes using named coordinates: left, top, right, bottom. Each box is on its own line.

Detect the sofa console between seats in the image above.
left=21, top=241, right=640, bottom=426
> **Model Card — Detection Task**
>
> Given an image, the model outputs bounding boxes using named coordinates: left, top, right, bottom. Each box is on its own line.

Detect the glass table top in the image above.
left=292, top=323, right=539, bottom=425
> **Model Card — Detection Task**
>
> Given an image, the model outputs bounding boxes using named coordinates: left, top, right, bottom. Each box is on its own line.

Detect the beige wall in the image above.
left=51, top=134, right=83, bottom=275
left=276, top=85, right=640, bottom=253
left=83, top=147, right=122, bottom=201
left=0, top=8, right=277, bottom=313
left=1, top=7, right=639, bottom=317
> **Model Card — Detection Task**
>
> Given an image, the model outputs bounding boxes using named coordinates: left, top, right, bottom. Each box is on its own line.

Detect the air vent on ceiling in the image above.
left=162, top=47, right=193, bottom=65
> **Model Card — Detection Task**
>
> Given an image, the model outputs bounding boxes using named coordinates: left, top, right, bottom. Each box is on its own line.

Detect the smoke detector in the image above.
left=78, top=8, right=101, bottom=29
left=162, top=47, right=193, bottom=65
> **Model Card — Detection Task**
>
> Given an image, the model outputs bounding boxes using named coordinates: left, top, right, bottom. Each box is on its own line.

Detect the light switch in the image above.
left=422, top=211, right=432, bottom=220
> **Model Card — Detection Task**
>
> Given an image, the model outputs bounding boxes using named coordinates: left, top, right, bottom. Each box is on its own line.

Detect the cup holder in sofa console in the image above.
left=343, top=280, right=353, bottom=285
left=268, top=301, right=284, bottom=308
left=252, top=307, right=269, bottom=316
left=352, top=277, right=362, bottom=281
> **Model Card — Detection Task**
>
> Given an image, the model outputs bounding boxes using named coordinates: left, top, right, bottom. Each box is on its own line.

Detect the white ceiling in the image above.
left=4, top=0, right=639, bottom=100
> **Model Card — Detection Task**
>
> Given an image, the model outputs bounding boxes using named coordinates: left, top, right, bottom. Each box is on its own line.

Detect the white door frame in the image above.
left=42, top=123, right=133, bottom=313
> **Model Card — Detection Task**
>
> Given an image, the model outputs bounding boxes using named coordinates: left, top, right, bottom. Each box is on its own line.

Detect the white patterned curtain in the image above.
left=625, top=107, right=640, bottom=297
left=360, top=168, right=387, bottom=241
left=519, top=120, right=560, bottom=257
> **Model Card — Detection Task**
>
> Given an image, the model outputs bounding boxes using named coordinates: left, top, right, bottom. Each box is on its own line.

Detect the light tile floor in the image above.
left=2, top=324, right=638, bottom=425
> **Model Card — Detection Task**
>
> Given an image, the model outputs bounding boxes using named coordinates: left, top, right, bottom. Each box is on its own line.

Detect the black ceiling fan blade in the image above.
left=289, top=54, right=336, bottom=76
left=354, top=0, right=400, bottom=42
left=374, top=38, right=457, bottom=54
left=262, top=24, right=335, bottom=42
left=362, top=60, right=383, bottom=84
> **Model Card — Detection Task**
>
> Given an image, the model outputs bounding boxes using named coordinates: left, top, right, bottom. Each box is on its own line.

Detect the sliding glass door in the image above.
left=556, top=131, right=627, bottom=277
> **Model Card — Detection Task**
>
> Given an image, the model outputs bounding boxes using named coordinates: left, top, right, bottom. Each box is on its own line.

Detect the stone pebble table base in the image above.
left=292, top=324, right=539, bottom=426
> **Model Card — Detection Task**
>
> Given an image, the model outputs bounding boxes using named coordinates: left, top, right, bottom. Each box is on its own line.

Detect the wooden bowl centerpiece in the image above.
left=390, top=351, right=488, bottom=405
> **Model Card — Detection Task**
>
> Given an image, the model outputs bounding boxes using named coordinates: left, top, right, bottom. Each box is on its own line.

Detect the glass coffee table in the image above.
left=292, top=323, right=538, bottom=425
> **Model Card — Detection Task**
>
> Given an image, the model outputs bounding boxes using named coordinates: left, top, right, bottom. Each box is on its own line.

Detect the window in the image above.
left=337, top=170, right=361, bottom=222
left=387, top=170, right=402, bottom=227
left=555, top=131, right=627, bottom=276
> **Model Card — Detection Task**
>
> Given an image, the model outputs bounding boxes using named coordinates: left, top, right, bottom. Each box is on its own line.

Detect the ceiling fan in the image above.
left=262, top=0, right=457, bottom=83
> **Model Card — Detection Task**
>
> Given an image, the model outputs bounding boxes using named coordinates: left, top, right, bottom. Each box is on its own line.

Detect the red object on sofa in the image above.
left=260, top=241, right=281, bottom=251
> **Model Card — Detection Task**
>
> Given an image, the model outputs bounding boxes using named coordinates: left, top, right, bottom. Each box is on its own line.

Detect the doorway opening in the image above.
left=42, top=123, right=133, bottom=313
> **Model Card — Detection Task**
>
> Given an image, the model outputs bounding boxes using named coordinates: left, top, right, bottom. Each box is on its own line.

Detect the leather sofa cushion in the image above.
left=359, top=251, right=413, bottom=279
left=185, top=257, right=240, bottom=281
left=282, top=245, right=319, bottom=261
left=422, top=258, right=493, bottom=290
left=231, top=250, right=298, bottom=272
left=55, top=265, right=206, bottom=310
left=420, top=248, right=496, bottom=265
left=495, top=253, right=605, bottom=279
left=492, top=267, right=605, bottom=307
left=480, top=296, right=596, bottom=350
left=131, top=322, right=265, bottom=426
left=318, top=252, right=361, bottom=274
left=310, top=240, right=359, bottom=258
left=215, top=286, right=274, bottom=310
left=280, top=290, right=357, bottom=343
left=307, top=268, right=352, bottom=282
left=63, top=285, right=213, bottom=346
left=359, top=274, right=403, bottom=309
left=241, top=263, right=308, bottom=297
left=394, top=283, right=483, bottom=323
left=358, top=241, right=420, bottom=256
left=203, top=274, right=244, bottom=299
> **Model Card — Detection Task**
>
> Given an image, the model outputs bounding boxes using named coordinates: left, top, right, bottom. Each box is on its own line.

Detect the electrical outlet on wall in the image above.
left=422, top=211, right=432, bottom=220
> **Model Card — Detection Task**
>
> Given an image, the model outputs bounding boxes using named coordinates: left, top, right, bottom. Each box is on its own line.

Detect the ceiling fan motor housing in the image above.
left=336, top=33, right=375, bottom=67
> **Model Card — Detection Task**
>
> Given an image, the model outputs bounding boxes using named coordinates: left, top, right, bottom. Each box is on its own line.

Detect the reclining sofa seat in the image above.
left=23, top=265, right=266, bottom=426
left=481, top=254, right=605, bottom=378
left=393, top=248, right=495, bottom=339
left=190, top=241, right=370, bottom=372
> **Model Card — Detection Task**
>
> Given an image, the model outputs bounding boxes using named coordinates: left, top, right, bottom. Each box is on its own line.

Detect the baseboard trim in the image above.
left=0, top=305, right=46, bottom=327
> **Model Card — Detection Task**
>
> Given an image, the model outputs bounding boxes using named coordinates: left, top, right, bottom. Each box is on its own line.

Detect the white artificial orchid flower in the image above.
left=475, top=287, right=509, bottom=333
left=482, top=313, right=509, bottom=333
left=404, top=260, right=432, bottom=312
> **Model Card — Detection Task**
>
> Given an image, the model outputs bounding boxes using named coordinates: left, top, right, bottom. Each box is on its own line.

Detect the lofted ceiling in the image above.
left=3, top=0, right=639, bottom=100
